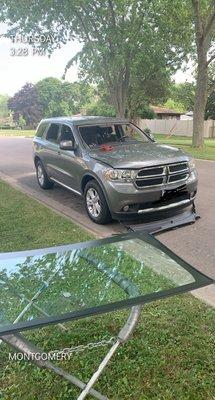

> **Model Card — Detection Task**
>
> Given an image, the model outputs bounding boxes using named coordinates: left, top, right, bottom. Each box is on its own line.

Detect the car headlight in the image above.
left=104, top=169, right=136, bottom=182
left=188, top=159, right=195, bottom=171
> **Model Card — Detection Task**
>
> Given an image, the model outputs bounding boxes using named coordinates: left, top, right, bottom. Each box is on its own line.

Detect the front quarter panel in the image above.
left=33, top=137, right=47, bottom=165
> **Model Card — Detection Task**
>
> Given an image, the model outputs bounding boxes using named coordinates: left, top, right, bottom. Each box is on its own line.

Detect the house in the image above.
left=151, top=106, right=182, bottom=120
left=180, top=111, right=193, bottom=120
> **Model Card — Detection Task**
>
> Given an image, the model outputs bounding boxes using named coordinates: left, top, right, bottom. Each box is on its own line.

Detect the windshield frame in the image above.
left=0, top=231, right=213, bottom=336
left=77, top=122, right=152, bottom=149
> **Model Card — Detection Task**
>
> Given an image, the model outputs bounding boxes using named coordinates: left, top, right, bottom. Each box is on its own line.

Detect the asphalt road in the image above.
left=0, top=137, right=214, bottom=290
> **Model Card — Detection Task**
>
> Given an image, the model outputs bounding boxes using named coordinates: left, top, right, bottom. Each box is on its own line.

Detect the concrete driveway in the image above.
left=0, top=136, right=214, bottom=304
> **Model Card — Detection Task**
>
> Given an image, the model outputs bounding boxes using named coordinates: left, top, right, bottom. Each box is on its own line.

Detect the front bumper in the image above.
left=137, top=195, right=195, bottom=215
left=103, top=171, right=198, bottom=217
left=126, top=207, right=199, bottom=234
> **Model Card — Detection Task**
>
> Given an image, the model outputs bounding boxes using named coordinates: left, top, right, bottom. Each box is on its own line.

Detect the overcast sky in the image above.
left=0, top=22, right=194, bottom=96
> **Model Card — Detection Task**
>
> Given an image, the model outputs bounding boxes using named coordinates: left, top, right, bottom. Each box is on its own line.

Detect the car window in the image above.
left=36, top=122, right=48, bottom=138
left=59, top=124, right=74, bottom=142
left=46, top=123, right=60, bottom=143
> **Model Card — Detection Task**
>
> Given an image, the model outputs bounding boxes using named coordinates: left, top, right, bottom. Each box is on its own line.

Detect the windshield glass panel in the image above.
left=0, top=231, right=212, bottom=335
left=78, top=123, right=149, bottom=148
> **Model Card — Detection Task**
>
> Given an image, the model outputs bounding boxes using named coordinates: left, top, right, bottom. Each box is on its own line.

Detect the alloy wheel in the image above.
left=86, top=188, right=101, bottom=218
left=37, top=164, right=45, bottom=186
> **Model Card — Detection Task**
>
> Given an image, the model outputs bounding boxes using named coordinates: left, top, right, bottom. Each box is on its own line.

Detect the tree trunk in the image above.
left=111, top=85, right=126, bottom=118
left=192, top=47, right=208, bottom=147
left=110, top=67, right=130, bottom=118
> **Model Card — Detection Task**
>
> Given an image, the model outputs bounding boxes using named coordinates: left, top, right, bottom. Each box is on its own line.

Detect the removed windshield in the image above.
left=78, top=123, right=149, bottom=148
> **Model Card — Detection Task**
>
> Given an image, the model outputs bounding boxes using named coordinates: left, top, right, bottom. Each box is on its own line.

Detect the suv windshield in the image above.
left=78, top=123, right=149, bottom=148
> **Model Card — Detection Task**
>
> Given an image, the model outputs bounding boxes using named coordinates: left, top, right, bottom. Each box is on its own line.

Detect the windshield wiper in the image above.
left=118, top=135, right=129, bottom=141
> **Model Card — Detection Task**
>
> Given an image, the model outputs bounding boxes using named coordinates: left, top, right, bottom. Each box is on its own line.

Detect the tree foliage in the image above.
left=1, top=0, right=214, bottom=139
left=169, top=83, right=196, bottom=111
left=205, top=90, right=215, bottom=119
left=164, top=99, right=186, bottom=113
left=8, top=83, right=42, bottom=128
left=7, top=78, right=97, bottom=126
left=136, top=105, right=155, bottom=119
left=164, top=82, right=196, bottom=112
left=0, top=0, right=189, bottom=118
left=133, top=0, right=215, bottom=145
left=0, top=94, right=9, bottom=118
left=36, top=77, right=96, bottom=117
left=36, top=77, right=75, bottom=117
left=191, top=0, right=215, bottom=146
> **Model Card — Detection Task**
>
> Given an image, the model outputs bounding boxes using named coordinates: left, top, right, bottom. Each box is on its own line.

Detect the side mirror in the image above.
left=60, top=140, right=76, bottom=151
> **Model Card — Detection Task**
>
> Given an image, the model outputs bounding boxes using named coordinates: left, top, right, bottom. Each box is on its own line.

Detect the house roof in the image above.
left=151, top=106, right=182, bottom=115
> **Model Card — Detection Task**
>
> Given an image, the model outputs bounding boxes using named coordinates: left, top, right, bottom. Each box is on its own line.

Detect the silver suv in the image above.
left=33, top=116, right=198, bottom=224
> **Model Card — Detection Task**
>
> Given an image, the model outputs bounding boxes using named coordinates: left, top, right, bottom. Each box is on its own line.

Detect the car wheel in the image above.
left=36, top=160, right=54, bottom=190
left=84, top=180, right=112, bottom=224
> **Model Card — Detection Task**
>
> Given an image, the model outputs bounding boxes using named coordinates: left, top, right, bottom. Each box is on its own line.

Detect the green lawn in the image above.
left=0, top=180, right=91, bottom=252
left=0, top=129, right=35, bottom=137
left=155, top=134, right=215, bottom=161
left=0, top=180, right=215, bottom=400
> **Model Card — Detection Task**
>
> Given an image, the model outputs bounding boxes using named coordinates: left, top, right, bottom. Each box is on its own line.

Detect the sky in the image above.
left=0, top=22, right=194, bottom=96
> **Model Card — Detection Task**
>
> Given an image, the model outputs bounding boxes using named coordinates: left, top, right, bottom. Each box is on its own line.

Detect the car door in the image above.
left=43, top=123, right=61, bottom=180
left=54, top=124, right=83, bottom=193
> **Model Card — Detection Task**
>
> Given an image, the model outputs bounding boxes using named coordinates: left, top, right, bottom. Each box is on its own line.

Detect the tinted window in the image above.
left=59, top=124, right=74, bottom=142
left=36, top=123, right=48, bottom=138
left=46, top=123, right=60, bottom=143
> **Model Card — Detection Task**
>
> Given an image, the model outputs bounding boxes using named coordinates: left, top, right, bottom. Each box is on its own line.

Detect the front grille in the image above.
left=137, top=167, right=164, bottom=177
left=135, top=162, right=189, bottom=188
left=169, top=163, right=188, bottom=173
left=169, top=173, right=188, bottom=183
left=136, top=177, right=164, bottom=187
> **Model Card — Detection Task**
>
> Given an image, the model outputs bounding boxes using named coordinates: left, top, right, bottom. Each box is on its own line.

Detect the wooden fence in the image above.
left=138, top=118, right=215, bottom=138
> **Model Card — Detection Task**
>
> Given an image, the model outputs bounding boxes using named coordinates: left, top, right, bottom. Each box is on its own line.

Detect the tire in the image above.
left=84, top=180, right=112, bottom=224
left=36, top=160, right=54, bottom=190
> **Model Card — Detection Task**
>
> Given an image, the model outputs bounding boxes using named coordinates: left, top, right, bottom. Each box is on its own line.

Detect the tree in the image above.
left=127, top=41, right=172, bottom=117
left=0, top=94, right=9, bottom=118
left=191, top=0, right=215, bottom=146
left=168, top=82, right=196, bottom=112
left=63, top=0, right=182, bottom=117
left=164, top=99, right=186, bottom=113
left=147, top=0, right=215, bottom=146
left=36, top=77, right=64, bottom=118
left=136, top=105, right=155, bottom=119
left=8, top=83, right=42, bottom=128
left=0, top=94, right=13, bottom=127
left=0, top=0, right=187, bottom=119
left=36, top=77, right=95, bottom=117
left=18, top=115, right=26, bottom=129
left=36, top=77, right=74, bottom=117
left=85, top=100, right=116, bottom=116
left=205, top=90, right=215, bottom=119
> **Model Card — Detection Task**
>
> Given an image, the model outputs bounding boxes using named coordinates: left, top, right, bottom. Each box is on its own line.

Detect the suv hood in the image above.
left=89, top=142, right=190, bottom=168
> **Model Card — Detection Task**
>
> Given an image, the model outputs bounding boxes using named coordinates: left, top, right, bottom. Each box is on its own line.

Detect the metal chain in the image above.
left=48, top=337, right=116, bottom=357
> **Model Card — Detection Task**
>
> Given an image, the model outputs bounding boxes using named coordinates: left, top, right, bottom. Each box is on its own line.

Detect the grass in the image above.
left=0, top=129, right=34, bottom=137
left=0, top=179, right=91, bottom=252
left=0, top=179, right=215, bottom=400
left=155, top=134, right=215, bottom=161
